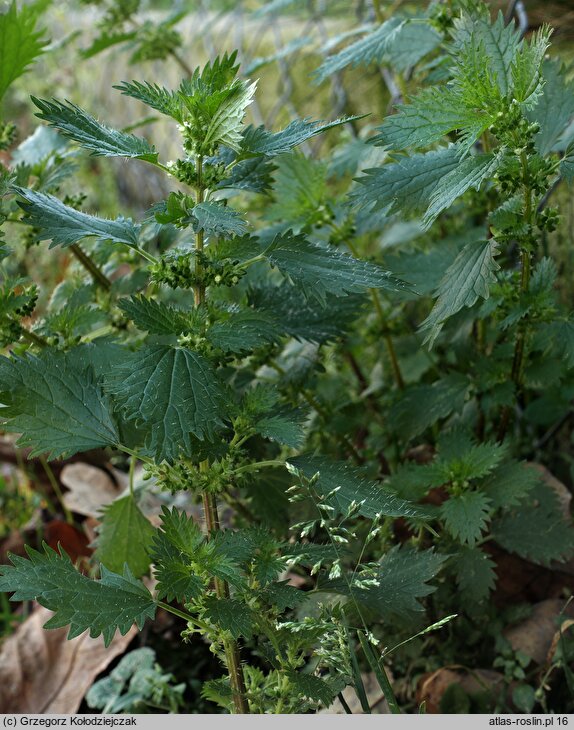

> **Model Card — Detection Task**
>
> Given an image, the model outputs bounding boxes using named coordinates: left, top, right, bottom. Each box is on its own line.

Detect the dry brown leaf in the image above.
left=505, top=599, right=574, bottom=665
left=546, top=618, right=574, bottom=664
left=60, top=463, right=122, bottom=518
left=417, top=666, right=504, bottom=713
left=0, top=606, right=137, bottom=713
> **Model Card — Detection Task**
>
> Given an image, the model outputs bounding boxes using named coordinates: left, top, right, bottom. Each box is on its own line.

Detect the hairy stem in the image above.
left=194, top=156, right=248, bottom=715
left=69, top=243, right=112, bottom=290
left=498, top=154, right=533, bottom=442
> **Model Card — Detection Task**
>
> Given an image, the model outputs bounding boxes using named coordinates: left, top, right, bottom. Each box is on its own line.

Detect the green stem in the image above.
left=69, top=243, right=112, bottom=290
left=234, top=459, right=286, bottom=476
left=194, top=155, right=248, bottom=715
left=17, top=324, right=48, bottom=348
left=497, top=153, right=534, bottom=442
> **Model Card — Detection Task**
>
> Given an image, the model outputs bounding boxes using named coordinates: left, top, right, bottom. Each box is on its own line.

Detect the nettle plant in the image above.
left=345, top=2, right=574, bottom=603
left=0, top=51, right=435, bottom=713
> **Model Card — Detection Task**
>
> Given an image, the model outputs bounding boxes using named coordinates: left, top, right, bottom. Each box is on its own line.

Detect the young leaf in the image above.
left=192, top=201, right=247, bottom=237
left=242, top=116, right=360, bottom=157
left=32, top=98, right=159, bottom=162
left=0, top=350, right=119, bottom=459
left=118, top=295, right=191, bottom=335
left=0, top=1, right=48, bottom=101
left=262, top=232, right=410, bottom=303
left=420, top=239, right=500, bottom=346
left=440, top=492, right=492, bottom=547
left=451, top=9, right=521, bottom=97
left=94, top=495, right=156, bottom=578
left=107, top=345, right=230, bottom=462
left=13, top=187, right=140, bottom=249
left=288, top=455, right=433, bottom=520
left=151, top=507, right=205, bottom=603
left=114, top=80, right=181, bottom=120
left=453, top=547, right=497, bottom=603
left=0, top=545, right=156, bottom=647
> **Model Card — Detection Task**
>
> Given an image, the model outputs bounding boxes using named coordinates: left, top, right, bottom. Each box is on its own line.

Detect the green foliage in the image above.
left=453, top=547, right=497, bottom=603
left=261, top=232, right=409, bottom=303
left=31, top=98, right=159, bottom=161
left=289, top=455, right=432, bottom=519
left=13, top=187, right=140, bottom=249
left=332, top=545, right=447, bottom=621
left=0, top=545, right=156, bottom=646
left=3, top=2, right=574, bottom=714
left=314, top=17, right=441, bottom=82
left=107, top=346, right=230, bottom=462
left=420, top=239, right=500, bottom=346
left=440, top=491, right=492, bottom=547
left=94, top=495, right=156, bottom=578
left=0, top=1, right=48, bottom=101
left=0, top=350, right=119, bottom=459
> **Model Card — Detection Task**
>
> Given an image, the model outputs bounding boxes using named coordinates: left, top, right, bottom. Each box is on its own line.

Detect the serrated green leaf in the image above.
left=422, top=152, right=501, bottom=227
left=288, top=455, right=432, bottom=520
left=242, top=116, right=359, bottom=157
left=217, top=155, right=275, bottom=193
left=315, top=17, right=441, bottom=83
left=453, top=547, right=496, bottom=602
left=420, top=239, right=500, bottom=346
left=0, top=1, right=48, bottom=101
left=0, top=350, right=119, bottom=459
left=352, top=145, right=461, bottom=216
left=261, top=581, right=306, bottom=611
left=118, top=295, right=191, bottom=335
left=491, top=483, right=574, bottom=566
left=114, top=80, right=181, bottom=119
left=389, top=374, right=469, bottom=442
left=266, top=153, right=326, bottom=225
left=32, top=98, right=158, bottom=161
left=151, top=507, right=205, bottom=603
left=94, top=495, right=156, bottom=578
left=204, top=597, right=254, bottom=639
left=0, top=545, right=156, bottom=646
left=81, top=31, right=137, bottom=60
left=207, top=311, right=282, bottom=354
left=482, top=461, right=541, bottom=510
left=451, top=9, right=521, bottom=97
left=107, top=345, right=229, bottom=462
left=314, top=17, right=403, bottom=82
left=527, top=60, right=574, bottom=155
left=249, top=283, right=366, bottom=343
left=332, top=545, right=447, bottom=620
left=262, top=231, right=410, bottom=304
left=511, top=26, right=551, bottom=107
left=13, top=187, right=140, bottom=249
left=441, top=491, right=492, bottom=547
left=192, top=201, right=247, bottom=237
left=287, top=672, right=337, bottom=706
left=375, top=86, right=490, bottom=152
